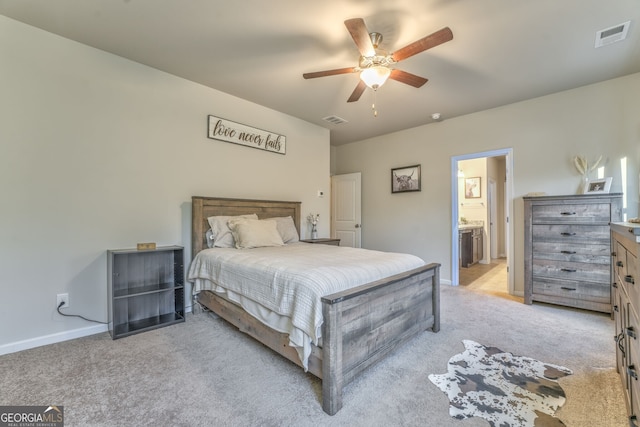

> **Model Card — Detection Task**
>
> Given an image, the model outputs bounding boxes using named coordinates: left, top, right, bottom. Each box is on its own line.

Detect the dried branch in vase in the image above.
left=573, top=155, right=602, bottom=176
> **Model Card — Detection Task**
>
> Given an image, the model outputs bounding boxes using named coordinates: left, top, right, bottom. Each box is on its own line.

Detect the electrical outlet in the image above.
left=317, top=190, right=324, bottom=198
left=57, top=293, right=69, bottom=308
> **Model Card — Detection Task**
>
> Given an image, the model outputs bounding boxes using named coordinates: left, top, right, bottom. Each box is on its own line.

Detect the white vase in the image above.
left=579, top=175, right=589, bottom=194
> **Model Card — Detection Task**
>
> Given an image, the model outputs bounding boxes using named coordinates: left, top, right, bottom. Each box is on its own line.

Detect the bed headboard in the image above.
left=191, top=196, right=302, bottom=257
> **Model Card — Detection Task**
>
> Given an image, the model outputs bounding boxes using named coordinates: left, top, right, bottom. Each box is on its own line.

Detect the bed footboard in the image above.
left=195, top=262, right=441, bottom=416
left=320, top=262, right=440, bottom=415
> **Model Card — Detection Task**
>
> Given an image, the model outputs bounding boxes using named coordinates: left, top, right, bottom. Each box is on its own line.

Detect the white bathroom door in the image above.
left=331, top=173, right=361, bottom=248
left=489, top=179, right=498, bottom=259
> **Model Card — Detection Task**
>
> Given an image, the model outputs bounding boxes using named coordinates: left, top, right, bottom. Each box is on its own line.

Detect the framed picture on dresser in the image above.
left=584, top=177, right=612, bottom=194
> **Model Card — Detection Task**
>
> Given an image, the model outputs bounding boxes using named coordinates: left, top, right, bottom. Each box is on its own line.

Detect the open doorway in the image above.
left=450, top=149, right=514, bottom=297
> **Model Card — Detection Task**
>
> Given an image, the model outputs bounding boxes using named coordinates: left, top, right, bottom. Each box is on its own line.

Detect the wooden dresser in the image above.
left=611, top=222, right=640, bottom=423
left=523, top=193, right=622, bottom=313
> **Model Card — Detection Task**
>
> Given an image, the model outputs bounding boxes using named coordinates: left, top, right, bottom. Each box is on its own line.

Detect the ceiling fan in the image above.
left=303, top=18, right=453, bottom=104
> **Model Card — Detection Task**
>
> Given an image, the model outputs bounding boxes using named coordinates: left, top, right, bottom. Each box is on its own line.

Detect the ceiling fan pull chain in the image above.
left=372, top=89, right=378, bottom=117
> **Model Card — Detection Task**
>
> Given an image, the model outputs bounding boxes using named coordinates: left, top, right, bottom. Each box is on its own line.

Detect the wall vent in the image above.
left=323, top=115, right=348, bottom=125
left=595, top=21, right=630, bottom=48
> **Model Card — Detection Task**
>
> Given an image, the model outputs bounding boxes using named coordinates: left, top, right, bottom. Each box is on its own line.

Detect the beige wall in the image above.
left=333, top=72, right=640, bottom=294
left=0, top=16, right=331, bottom=352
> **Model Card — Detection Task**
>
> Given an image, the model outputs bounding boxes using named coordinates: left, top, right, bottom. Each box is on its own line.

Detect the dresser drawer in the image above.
left=615, top=240, right=630, bottom=278
left=629, top=342, right=640, bottom=418
left=628, top=302, right=640, bottom=373
left=532, top=276, right=610, bottom=303
left=532, top=259, right=610, bottom=283
left=625, top=251, right=639, bottom=312
left=615, top=240, right=639, bottom=306
left=626, top=304, right=640, bottom=417
left=532, top=203, right=613, bottom=224
left=532, top=224, right=610, bottom=244
left=614, top=290, right=626, bottom=371
left=532, top=240, right=610, bottom=264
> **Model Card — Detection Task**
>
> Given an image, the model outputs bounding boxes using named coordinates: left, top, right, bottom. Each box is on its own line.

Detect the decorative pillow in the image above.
left=272, top=216, right=299, bottom=243
left=227, top=218, right=285, bottom=249
left=207, top=214, right=258, bottom=248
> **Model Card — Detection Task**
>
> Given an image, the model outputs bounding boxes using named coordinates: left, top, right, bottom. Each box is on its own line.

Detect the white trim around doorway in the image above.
left=451, top=148, right=515, bottom=296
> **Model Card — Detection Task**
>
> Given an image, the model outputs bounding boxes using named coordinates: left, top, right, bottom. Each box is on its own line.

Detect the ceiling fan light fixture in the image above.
left=360, top=66, right=391, bottom=89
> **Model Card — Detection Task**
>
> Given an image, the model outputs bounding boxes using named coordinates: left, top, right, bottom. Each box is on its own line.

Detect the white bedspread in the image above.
left=187, top=242, right=425, bottom=369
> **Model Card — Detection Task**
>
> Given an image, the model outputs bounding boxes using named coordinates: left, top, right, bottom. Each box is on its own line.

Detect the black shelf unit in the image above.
left=107, top=246, right=185, bottom=339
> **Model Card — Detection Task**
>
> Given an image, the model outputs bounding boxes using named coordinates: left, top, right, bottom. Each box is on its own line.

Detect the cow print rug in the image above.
left=428, top=340, right=573, bottom=427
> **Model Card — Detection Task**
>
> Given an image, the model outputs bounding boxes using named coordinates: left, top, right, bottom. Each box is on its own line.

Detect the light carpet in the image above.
left=0, top=285, right=627, bottom=426
left=429, top=340, right=572, bottom=427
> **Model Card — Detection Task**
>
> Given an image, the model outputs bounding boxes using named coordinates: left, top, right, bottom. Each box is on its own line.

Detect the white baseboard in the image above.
left=0, top=324, right=108, bottom=356
left=0, top=305, right=194, bottom=356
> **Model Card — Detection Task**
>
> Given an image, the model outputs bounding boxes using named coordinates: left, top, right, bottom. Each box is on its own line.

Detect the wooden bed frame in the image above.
left=191, top=196, right=441, bottom=415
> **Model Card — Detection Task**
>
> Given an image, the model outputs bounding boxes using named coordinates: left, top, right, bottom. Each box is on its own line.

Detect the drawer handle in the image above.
left=560, top=211, right=576, bottom=215
left=616, top=332, right=626, bottom=356
left=560, top=250, right=576, bottom=254
left=627, top=327, right=637, bottom=340
left=560, top=268, right=577, bottom=273
left=560, top=286, right=576, bottom=291
left=560, top=232, right=576, bottom=236
left=625, top=275, right=635, bottom=285
left=617, top=261, right=624, bottom=267
left=627, top=365, right=638, bottom=380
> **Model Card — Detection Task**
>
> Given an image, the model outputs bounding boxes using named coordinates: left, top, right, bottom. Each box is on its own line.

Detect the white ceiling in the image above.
left=1, top=0, right=639, bottom=145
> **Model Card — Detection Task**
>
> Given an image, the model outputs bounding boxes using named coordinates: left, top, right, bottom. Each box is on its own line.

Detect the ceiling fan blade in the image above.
left=389, top=69, right=428, bottom=88
left=303, top=67, right=357, bottom=79
left=344, top=18, right=376, bottom=57
left=347, top=80, right=367, bottom=103
left=391, top=27, right=453, bottom=62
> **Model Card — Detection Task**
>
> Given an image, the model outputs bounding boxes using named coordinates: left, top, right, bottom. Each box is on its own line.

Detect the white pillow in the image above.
left=207, top=214, right=258, bottom=248
left=228, top=218, right=285, bottom=249
left=272, top=216, right=299, bottom=243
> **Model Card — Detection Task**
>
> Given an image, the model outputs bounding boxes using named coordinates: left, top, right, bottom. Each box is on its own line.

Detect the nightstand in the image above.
left=107, top=245, right=185, bottom=339
left=300, top=238, right=341, bottom=246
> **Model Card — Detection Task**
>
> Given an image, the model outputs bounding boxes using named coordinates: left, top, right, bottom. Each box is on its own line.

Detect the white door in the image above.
left=489, top=179, right=498, bottom=259
left=331, top=173, right=361, bottom=248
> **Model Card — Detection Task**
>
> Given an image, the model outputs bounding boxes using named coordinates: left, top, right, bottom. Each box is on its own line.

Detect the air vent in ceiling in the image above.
left=595, top=21, right=630, bottom=48
left=323, top=115, right=348, bottom=125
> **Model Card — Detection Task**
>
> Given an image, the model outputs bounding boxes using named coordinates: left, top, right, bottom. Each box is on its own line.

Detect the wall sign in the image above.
left=207, top=115, right=286, bottom=155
